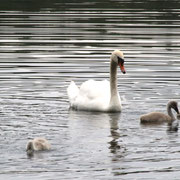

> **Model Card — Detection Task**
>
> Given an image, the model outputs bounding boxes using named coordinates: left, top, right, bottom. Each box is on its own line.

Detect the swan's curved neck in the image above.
left=110, top=60, right=118, bottom=97
left=167, top=105, right=175, bottom=120
left=109, top=59, right=120, bottom=107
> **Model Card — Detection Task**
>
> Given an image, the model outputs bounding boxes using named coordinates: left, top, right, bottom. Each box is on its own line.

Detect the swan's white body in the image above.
left=68, top=80, right=121, bottom=112
left=67, top=50, right=126, bottom=112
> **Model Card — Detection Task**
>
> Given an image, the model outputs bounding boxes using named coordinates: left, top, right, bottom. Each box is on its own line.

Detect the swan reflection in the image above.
left=68, top=110, right=125, bottom=157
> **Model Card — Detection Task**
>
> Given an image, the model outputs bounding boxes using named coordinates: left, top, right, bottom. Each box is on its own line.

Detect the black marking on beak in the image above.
left=117, top=56, right=124, bottom=65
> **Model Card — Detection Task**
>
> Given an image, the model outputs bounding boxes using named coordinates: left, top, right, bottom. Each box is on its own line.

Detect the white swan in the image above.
left=26, top=137, right=51, bottom=155
left=67, top=50, right=126, bottom=112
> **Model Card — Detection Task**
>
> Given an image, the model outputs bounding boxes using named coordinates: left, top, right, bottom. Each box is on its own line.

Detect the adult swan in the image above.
left=67, top=50, right=126, bottom=112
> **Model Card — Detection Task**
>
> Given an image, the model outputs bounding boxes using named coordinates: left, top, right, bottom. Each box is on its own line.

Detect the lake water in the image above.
left=0, top=0, right=180, bottom=179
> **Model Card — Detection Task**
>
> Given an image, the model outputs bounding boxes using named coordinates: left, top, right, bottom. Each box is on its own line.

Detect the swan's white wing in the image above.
left=67, top=79, right=111, bottom=111
left=79, top=79, right=110, bottom=100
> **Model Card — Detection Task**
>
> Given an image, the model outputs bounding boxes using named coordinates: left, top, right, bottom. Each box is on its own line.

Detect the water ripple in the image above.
left=0, top=1, right=180, bottom=179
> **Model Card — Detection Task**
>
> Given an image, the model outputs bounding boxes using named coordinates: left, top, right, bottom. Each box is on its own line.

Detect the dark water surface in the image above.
left=0, top=0, right=180, bottom=179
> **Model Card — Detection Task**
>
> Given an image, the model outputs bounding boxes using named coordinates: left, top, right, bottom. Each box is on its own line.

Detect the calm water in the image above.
left=0, top=0, right=180, bottom=179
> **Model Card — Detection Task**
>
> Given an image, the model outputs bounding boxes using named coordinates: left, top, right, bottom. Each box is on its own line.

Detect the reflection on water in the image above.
left=108, top=113, right=122, bottom=154
left=0, top=0, right=180, bottom=179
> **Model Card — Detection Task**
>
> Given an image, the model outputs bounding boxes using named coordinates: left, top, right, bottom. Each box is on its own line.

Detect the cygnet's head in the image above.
left=111, top=50, right=126, bottom=74
left=168, top=100, right=179, bottom=114
left=26, top=140, right=34, bottom=156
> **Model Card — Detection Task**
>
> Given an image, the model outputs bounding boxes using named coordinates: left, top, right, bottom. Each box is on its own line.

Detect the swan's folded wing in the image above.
left=67, top=79, right=111, bottom=111
left=79, top=79, right=110, bottom=100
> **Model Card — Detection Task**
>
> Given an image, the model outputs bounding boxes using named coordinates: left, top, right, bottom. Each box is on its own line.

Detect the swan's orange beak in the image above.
left=119, top=64, right=126, bottom=74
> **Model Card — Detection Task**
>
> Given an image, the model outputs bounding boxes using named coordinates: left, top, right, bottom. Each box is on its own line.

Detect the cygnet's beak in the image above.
left=119, top=63, right=126, bottom=74
left=175, top=106, right=179, bottom=114
left=177, top=114, right=180, bottom=120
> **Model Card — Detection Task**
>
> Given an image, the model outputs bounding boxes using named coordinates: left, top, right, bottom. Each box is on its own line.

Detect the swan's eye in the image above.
left=117, top=56, right=124, bottom=65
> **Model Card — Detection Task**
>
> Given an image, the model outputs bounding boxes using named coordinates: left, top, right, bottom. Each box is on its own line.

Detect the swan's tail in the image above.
left=67, top=81, right=79, bottom=104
